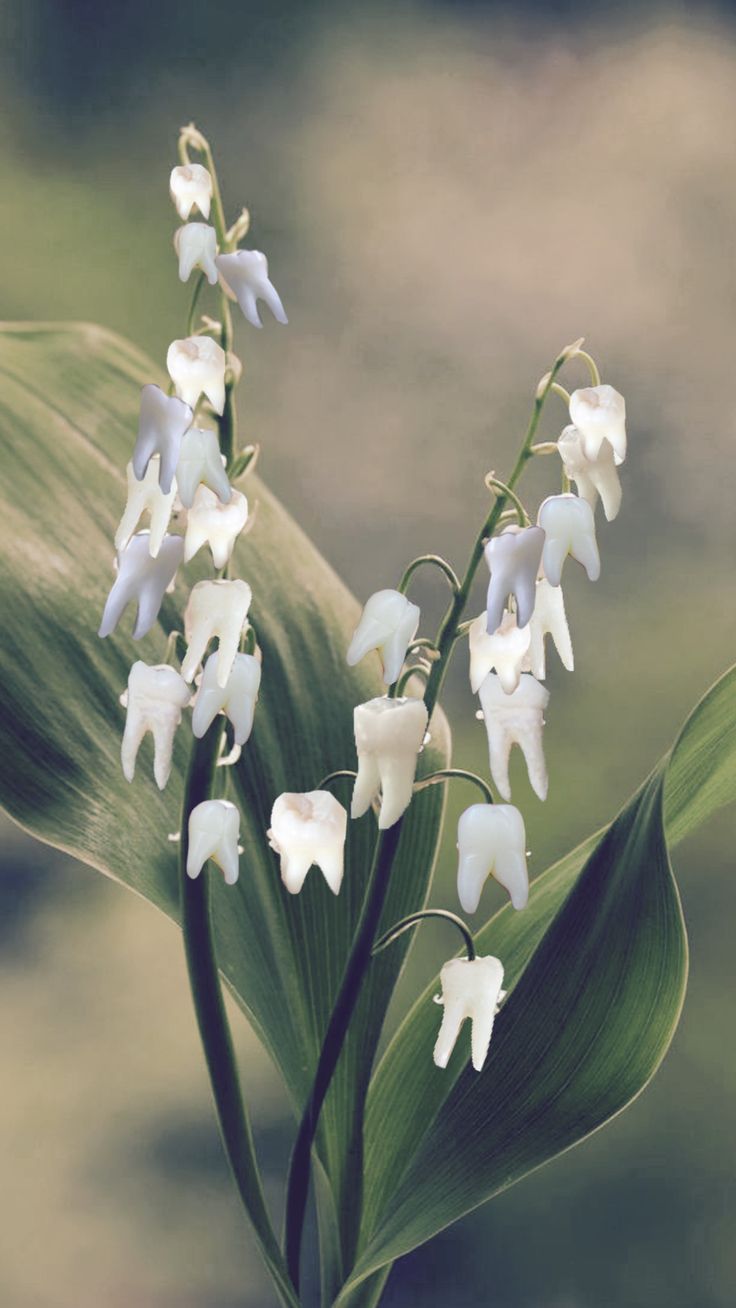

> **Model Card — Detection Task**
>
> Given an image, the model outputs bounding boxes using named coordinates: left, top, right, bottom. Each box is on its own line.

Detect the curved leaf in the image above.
left=0, top=323, right=450, bottom=1270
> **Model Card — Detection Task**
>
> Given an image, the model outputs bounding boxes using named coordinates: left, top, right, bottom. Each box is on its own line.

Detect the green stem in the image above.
left=179, top=722, right=299, bottom=1308
left=414, top=768, right=494, bottom=806
left=397, top=553, right=461, bottom=597
left=372, top=909, right=475, bottom=961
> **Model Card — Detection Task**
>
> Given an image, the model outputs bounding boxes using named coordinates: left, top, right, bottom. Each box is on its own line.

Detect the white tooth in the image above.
left=98, top=533, right=184, bottom=641
left=569, top=384, right=626, bottom=465
left=169, top=164, right=213, bottom=222
left=346, top=589, right=421, bottom=686
left=522, top=578, right=574, bottom=680
left=268, top=790, right=347, bottom=895
left=468, top=609, right=530, bottom=696
left=433, top=955, right=505, bottom=1072
left=191, top=650, right=261, bottom=746
left=167, top=336, right=227, bottom=415
left=132, top=384, right=193, bottom=494
left=181, top=579, right=252, bottom=687
left=351, top=696, right=429, bottom=829
left=215, top=250, right=288, bottom=329
left=477, top=673, right=549, bottom=802
left=175, top=426, right=232, bottom=509
left=175, top=223, right=219, bottom=286
left=184, top=485, right=248, bottom=569
left=121, top=660, right=191, bottom=789
left=484, top=525, right=545, bottom=634
left=537, top=493, right=600, bottom=587
left=557, top=425, right=622, bottom=522
left=115, top=458, right=177, bottom=558
left=456, top=803, right=528, bottom=914
left=186, top=799, right=240, bottom=885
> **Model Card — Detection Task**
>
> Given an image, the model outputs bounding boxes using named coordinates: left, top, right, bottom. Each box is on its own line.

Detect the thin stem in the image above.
left=398, top=553, right=461, bottom=597
left=574, top=348, right=601, bottom=386
left=394, top=664, right=431, bottom=697
left=372, top=909, right=475, bottom=962
left=531, top=440, right=559, bottom=456
left=550, top=381, right=571, bottom=405
left=317, top=769, right=359, bottom=790
left=179, top=722, right=299, bottom=1308
left=414, top=768, right=494, bottom=806
left=186, top=273, right=206, bottom=336
left=484, top=475, right=529, bottom=526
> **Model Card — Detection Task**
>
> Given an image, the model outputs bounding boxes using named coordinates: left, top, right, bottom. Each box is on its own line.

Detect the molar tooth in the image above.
left=181, top=578, right=252, bottom=687
left=186, top=799, right=240, bottom=885
left=115, top=457, right=177, bottom=558
left=167, top=335, right=227, bottom=415
left=569, top=384, right=626, bottom=465
left=557, top=425, right=622, bottom=522
left=477, top=672, right=549, bottom=802
left=468, top=609, right=531, bottom=696
left=522, top=578, right=574, bottom=680
left=484, top=525, right=545, bottom=635
left=215, top=250, right=288, bottom=329
left=433, top=956, right=506, bottom=1072
left=175, top=426, right=232, bottom=509
left=132, top=384, right=193, bottom=494
left=121, top=660, right=191, bottom=789
left=351, top=696, right=429, bottom=829
left=175, top=223, right=219, bottom=285
left=346, top=589, right=421, bottom=686
left=184, top=485, right=248, bottom=569
left=268, top=791, right=348, bottom=895
left=456, top=803, right=528, bottom=914
left=537, top=493, right=600, bottom=587
left=98, top=532, right=184, bottom=641
left=191, top=650, right=261, bottom=746
left=169, top=164, right=213, bottom=221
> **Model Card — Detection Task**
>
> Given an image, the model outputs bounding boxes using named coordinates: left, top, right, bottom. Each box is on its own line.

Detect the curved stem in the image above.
left=550, top=380, right=571, bottom=405
left=372, top=909, right=475, bottom=962
left=318, top=769, right=359, bottom=790
left=393, top=664, right=431, bottom=698
left=574, top=347, right=601, bottom=386
left=414, top=768, right=494, bottom=806
left=179, top=723, right=299, bottom=1308
left=398, top=553, right=460, bottom=597
left=484, top=475, right=529, bottom=526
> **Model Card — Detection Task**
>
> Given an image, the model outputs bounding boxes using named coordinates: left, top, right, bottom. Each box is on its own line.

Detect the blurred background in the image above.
left=1, top=0, right=735, bottom=1303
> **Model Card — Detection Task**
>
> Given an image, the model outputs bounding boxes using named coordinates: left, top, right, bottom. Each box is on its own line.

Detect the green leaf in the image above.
left=337, top=667, right=736, bottom=1301
left=0, top=323, right=450, bottom=1276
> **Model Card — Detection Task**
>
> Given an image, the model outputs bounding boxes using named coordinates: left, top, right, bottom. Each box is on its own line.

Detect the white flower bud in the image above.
left=569, top=384, right=626, bottom=465
left=167, top=336, right=227, bottom=415
left=175, top=426, right=232, bottom=509
left=558, top=425, right=622, bottom=522
left=115, top=457, right=176, bottom=559
left=181, top=579, right=252, bottom=687
left=169, top=164, right=213, bottom=222
left=522, top=578, right=574, bottom=680
left=175, top=223, right=218, bottom=286
left=351, top=696, right=428, bottom=830
left=537, top=494, right=600, bottom=587
left=468, top=609, right=531, bottom=696
left=184, top=485, right=248, bottom=569
left=346, top=589, right=421, bottom=687
left=191, top=651, right=261, bottom=747
left=121, top=661, right=191, bottom=790
left=433, top=955, right=506, bottom=1072
left=477, top=672, right=549, bottom=802
left=216, top=250, right=288, bottom=329
left=268, top=791, right=348, bottom=895
left=456, top=803, right=528, bottom=914
left=187, top=799, right=240, bottom=885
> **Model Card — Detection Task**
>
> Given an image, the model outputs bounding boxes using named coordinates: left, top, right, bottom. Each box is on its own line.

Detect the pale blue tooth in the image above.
left=120, top=661, right=191, bottom=790
left=175, top=427, right=232, bottom=508
left=191, top=651, right=261, bottom=746
left=186, top=799, right=240, bottom=885
left=98, top=533, right=184, bottom=641
left=484, top=526, right=545, bottom=634
left=133, top=384, right=193, bottom=493
left=215, top=250, right=288, bottom=329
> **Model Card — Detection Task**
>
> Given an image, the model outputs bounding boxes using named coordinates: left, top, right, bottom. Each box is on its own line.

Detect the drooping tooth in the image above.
left=167, top=336, right=227, bottom=415
left=175, top=223, right=219, bottom=285
left=351, top=696, right=429, bottom=829
left=215, top=250, right=288, bottom=329
left=468, top=609, right=531, bottom=696
left=121, top=660, right=191, bottom=789
left=537, top=494, right=600, bottom=587
left=569, top=384, right=626, bottom=465
left=191, top=650, right=261, bottom=746
left=169, top=164, right=213, bottom=222
left=268, top=790, right=348, bottom=895
left=175, top=426, right=232, bottom=509
left=456, top=803, right=528, bottom=914
left=522, top=578, right=574, bottom=680
left=484, top=525, right=545, bottom=635
left=115, top=457, right=177, bottom=558
left=433, top=955, right=506, bottom=1072
left=98, top=533, right=184, bottom=641
left=181, top=579, right=252, bottom=687
left=132, top=384, right=193, bottom=494
left=186, top=799, right=240, bottom=885
left=184, top=485, right=249, bottom=569
left=557, top=425, right=622, bottom=522
left=477, top=672, right=549, bottom=802
left=346, top=589, right=421, bottom=686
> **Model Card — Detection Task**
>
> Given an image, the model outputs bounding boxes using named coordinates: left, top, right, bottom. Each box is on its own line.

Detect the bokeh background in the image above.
left=1, top=0, right=735, bottom=1304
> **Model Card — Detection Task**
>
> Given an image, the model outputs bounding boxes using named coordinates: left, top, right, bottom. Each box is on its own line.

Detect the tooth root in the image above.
left=351, top=753, right=381, bottom=819
left=191, top=680, right=222, bottom=738
left=132, top=583, right=166, bottom=641
left=470, top=1005, right=498, bottom=1073
left=316, top=848, right=344, bottom=896
left=120, top=707, right=147, bottom=783
left=457, top=852, right=489, bottom=915
left=590, top=460, right=622, bottom=522
left=280, top=851, right=313, bottom=895
left=379, top=628, right=408, bottom=686
left=228, top=695, right=256, bottom=747
left=571, top=533, right=601, bottom=582
left=204, top=377, right=226, bottom=416
left=513, top=574, right=537, bottom=629
left=485, top=719, right=513, bottom=801
left=541, top=536, right=567, bottom=588
left=215, top=836, right=240, bottom=886
left=433, top=999, right=467, bottom=1069
left=132, top=432, right=156, bottom=483
left=376, top=753, right=417, bottom=830
left=494, top=847, right=529, bottom=910
left=486, top=576, right=509, bottom=637
left=238, top=288, right=262, bottom=329
left=150, top=719, right=178, bottom=791
left=516, top=719, right=548, bottom=801
left=181, top=623, right=213, bottom=683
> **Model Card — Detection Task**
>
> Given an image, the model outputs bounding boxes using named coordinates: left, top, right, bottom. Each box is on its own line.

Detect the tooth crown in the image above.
left=569, top=384, right=626, bottom=465
left=433, top=955, right=506, bottom=1072
left=537, top=493, right=600, bottom=587
left=133, top=383, right=193, bottom=494
left=469, top=609, right=531, bottom=696
left=186, top=798, right=240, bottom=885
left=478, top=672, right=549, bottom=802
left=215, top=250, right=288, bottom=329
left=167, top=335, right=227, bottom=415
left=116, top=458, right=177, bottom=558
left=175, top=223, right=219, bottom=286
left=121, top=660, right=191, bottom=789
left=352, top=695, right=429, bottom=829
left=557, top=425, right=622, bottom=523
left=456, top=802, right=528, bottom=914
left=191, top=650, right=262, bottom=745
left=98, top=532, right=184, bottom=641
left=268, top=790, right=348, bottom=896
left=346, top=588, right=421, bottom=687
left=175, top=426, right=232, bottom=509
left=169, top=163, right=213, bottom=221
left=522, top=577, right=574, bottom=680
left=184, top=485, right=249, bottom=568
left=181, top=578, right=253, bottom=686
left=484, top=526, right=545, bottom=635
